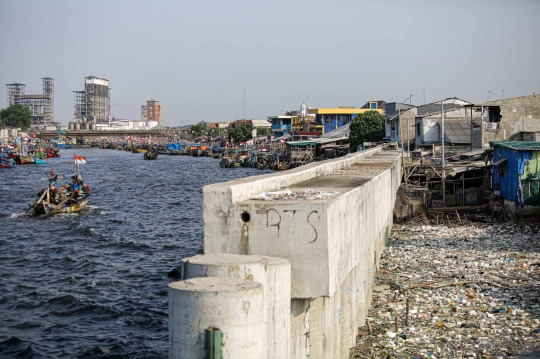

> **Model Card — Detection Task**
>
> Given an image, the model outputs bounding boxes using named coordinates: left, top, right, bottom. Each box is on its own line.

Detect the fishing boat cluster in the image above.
left=0, top=140, right=60, bottom=168
left=98, top=140, right=296, bottom=170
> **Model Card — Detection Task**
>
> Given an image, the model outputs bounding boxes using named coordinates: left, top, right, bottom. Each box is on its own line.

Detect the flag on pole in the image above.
left=74, top=155, right=86, bottom=164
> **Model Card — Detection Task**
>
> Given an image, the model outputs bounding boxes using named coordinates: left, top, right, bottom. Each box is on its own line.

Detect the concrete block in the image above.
left=262, top=256, right=291, bottom=359
left=204, top=151, right=401, bottom=299
left=169, top=277, right=265, bottom=359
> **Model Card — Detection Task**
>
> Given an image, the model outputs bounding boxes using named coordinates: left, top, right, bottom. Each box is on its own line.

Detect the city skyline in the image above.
left=1, top=0, right=539, bottom=127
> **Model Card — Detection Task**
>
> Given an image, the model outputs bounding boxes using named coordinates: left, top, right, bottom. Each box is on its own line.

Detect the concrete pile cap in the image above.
left=261, top=256, right=291, bottom=266
left=169, top=277, right=261, bottom=293
left=353, top=220, right=540, bottom=358
left=183, top=253, right=268, bottom=266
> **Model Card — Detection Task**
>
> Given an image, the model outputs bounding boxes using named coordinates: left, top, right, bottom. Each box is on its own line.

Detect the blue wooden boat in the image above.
left=34, top=156, right=49, bottom=165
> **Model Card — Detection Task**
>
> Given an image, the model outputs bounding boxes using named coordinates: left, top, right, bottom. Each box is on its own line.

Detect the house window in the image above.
left=370, top=102, right=377, bottom=109
left=488, top=107, right=501, bottom=123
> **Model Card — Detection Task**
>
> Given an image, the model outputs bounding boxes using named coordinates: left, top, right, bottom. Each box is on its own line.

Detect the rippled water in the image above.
left=0, top=149, right=271, bottom=358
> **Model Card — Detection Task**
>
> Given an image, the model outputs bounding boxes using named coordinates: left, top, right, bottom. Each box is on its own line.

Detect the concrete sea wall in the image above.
left=169, top=147, right=402, bottom=358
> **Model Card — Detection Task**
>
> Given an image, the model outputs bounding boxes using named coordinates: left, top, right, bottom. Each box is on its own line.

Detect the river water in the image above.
left=0, top=148, right=271, bottom=358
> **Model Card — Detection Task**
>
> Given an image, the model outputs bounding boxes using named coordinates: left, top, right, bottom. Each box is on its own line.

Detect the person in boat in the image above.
left=49, top=184, right=58, bottom=205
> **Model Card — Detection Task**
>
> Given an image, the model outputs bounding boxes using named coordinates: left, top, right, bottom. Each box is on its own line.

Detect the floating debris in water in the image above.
left=251, top=189, right=339, bottom=201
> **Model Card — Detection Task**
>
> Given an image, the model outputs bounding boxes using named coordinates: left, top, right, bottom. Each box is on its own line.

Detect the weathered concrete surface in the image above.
left=169, top=277, right=265, bottom=359
left=482, top=94, right=540, bottom=147
left=264, top=256, right=292, bottom=359
left=204, top=149, right=401, bottom=299
left=179, top=253, right=291, bottom=359
left=202, top=147, right=402, bottom=359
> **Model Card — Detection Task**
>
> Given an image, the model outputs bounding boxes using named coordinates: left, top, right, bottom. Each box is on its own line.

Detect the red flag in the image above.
left=74, top=155, right=86, bottom=164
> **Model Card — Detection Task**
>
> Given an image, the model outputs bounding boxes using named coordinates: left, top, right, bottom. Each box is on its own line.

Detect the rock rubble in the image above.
left=352, top=221, right=540, bottom=358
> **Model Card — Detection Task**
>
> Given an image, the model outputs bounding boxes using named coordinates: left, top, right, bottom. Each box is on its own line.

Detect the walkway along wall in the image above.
left=169, top=146, right=402, bottom=358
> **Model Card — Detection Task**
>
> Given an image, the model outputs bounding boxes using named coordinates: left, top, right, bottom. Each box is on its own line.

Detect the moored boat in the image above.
left=34, top=156, right=49, bottom=165
left=15, top=155, right=35, bottom=165
left=143, top=150, right=158, bottom=160
left=132, top=146, right=148, bottom=153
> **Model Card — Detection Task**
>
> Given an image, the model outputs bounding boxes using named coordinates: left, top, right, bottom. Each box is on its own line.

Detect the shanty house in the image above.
left=413, top=99, right=483, bottom=152
left=491, top=141, right=540, bottom=207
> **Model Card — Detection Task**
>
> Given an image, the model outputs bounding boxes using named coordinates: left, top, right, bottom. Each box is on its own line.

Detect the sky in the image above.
left=1, top=0, right=539, bottom=127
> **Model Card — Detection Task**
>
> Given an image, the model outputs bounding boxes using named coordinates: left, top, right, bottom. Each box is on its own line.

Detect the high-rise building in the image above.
left=6, top=78, right=55, bottom=128
left=73, top=76, right=111, bottom=125
left=141, top=105, right=148, bottom=121
left=141, top=99, right=161, bottom=125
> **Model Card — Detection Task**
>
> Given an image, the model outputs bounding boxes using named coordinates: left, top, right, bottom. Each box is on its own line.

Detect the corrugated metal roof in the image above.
left=440, top=120, right=470, bottom=144
left=251, top=119, right=271, bottom=127
left=319, top=123, right=350, bottom=138
left=489, top=141, right=540, bottom=151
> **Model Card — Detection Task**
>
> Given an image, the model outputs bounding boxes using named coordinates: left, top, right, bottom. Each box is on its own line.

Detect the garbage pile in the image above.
left=250, top=189, right=339, bottom=201
left=337, top=166, right=388, bottom=176
left=352, top=221, right=540, bottom=358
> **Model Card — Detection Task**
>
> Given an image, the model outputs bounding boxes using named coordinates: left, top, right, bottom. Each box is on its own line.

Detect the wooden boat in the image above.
left=1, top=162, right=15, bottom=168
left=15, top=155, right=35, bottom=165
left=27, top=155, right=91, bottom=216
left=143, top=151, right=158, bottom=160
left=34, top=156, right=49, bottom=165
left=132, top=147, right=148, bottom=153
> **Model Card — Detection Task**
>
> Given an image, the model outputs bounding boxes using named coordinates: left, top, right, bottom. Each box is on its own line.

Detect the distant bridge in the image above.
left=31, top=129, right=172, bottom=140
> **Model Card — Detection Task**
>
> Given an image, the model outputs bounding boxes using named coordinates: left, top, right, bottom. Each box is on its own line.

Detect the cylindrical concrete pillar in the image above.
left=181, top=254, right=269, bottom=285
left=181, top=253, right=269, bottom=357
left=169, top=277, right=265, bottom=359
left=261, top=256, right=291, bottom=359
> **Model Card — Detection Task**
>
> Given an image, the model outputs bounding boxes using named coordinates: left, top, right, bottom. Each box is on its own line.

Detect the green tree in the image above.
left=190, top=121, right=208, bottom=138
left=285, top=110, right=299, bottom=116
left=209, top=127, right=224, bottom=138
left=256, top=127, right=269, bottom=136
left=349, top=111, right=385, bottom=152
left=0, top=104, right=32, bottom=130
left=228, top=124, right=253, bottom=143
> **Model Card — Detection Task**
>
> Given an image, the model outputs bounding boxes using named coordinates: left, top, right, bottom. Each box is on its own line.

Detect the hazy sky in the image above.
left=1, top=0, right=539, bottom=126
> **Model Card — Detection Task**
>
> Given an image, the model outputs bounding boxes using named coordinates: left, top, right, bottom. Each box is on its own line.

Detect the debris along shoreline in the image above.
left=352, top=220, right=540, bottom=359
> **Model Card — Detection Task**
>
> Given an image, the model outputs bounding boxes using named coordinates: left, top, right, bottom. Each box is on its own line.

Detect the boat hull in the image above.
left=32, top=198, right=90, bottom=215
left=15, top=155, right=35, bottom=164
left=34, top=157, right=49, bottom=165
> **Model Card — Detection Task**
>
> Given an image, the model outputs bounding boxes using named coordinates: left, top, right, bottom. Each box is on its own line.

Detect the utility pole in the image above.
left=441, top=100, right=445, bottom=208
left=399, top=110, right=405, bottom=183
left=410, top=94, right=413, bottom=105
left=244, top=87, right=246, bottom=120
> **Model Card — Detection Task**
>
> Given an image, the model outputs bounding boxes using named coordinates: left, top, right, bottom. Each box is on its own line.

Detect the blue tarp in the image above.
left=167, top=143, right=180, bottom=150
